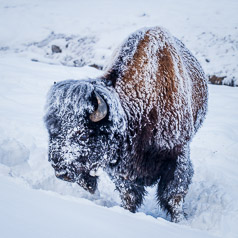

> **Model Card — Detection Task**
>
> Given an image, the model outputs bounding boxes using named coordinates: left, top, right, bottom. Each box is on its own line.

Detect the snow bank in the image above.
left=0, top=138, right=29, bottom=166
left=0, top=175, right=217, bottom=238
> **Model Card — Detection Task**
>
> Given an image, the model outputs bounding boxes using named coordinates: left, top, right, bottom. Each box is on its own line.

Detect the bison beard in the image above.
left=44, top=27, right=208, bottom=222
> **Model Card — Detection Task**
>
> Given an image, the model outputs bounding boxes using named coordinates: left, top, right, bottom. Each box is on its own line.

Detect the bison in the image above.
left=44, top=27, right=208, bottom=222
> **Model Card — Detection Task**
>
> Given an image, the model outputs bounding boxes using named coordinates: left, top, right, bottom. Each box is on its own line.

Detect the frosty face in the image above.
left=44, top=80, right=126, bottom=193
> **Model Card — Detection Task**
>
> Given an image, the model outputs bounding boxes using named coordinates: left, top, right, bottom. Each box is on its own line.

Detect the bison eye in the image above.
left=80, top=135, right=88, bottom=141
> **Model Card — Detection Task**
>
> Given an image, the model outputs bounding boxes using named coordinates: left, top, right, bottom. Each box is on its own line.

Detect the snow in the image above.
left=0, top=0, right=238, bottom=237
left=1, top=0, right=238, bottom=85
left=0, top=175, right=217, bottom=238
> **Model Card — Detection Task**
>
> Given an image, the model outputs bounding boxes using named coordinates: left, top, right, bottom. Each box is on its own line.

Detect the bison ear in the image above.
left=89, top=91, right=108, bottom=122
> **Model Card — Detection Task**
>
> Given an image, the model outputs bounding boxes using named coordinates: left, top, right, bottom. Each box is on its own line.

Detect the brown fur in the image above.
left=103, top=27, right=208, bottom=221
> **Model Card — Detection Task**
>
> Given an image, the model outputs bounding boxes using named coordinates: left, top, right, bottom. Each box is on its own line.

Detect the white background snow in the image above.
left=0, top=0, right=238, bottom=237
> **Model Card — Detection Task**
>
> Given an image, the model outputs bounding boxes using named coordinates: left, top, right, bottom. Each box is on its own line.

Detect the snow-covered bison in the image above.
left=44, top=27, right=208, bottom=222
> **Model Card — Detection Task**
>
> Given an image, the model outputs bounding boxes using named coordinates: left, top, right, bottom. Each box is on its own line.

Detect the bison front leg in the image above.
left=115, top=178, right=146, bottom=213
left=157, top=144, right=194, bottom=222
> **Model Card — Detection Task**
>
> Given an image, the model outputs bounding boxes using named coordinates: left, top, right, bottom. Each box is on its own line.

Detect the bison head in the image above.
left=44, top=79, right=127, bottom=193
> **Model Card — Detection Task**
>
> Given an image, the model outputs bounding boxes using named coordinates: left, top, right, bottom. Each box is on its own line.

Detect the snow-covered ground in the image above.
left=0, top=0, right=238, bottom=237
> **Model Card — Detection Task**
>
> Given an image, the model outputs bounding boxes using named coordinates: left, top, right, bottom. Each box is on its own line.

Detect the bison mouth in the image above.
left=51, top=161, right=77, bottom=183
left=53, top=165, right=98, bottom=194
left=54, top=169, right=76, bottom=183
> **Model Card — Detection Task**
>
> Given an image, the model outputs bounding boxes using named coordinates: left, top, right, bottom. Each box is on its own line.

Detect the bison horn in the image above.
left=89, top=91, right=108, bottom=122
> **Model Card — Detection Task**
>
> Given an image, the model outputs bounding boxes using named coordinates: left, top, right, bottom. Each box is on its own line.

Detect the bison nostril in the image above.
left=62, top=176, right=71, bottom=181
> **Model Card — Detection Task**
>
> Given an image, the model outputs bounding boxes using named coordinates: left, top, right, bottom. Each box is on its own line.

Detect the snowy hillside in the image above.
left=0, top=0, right=238, bottom=237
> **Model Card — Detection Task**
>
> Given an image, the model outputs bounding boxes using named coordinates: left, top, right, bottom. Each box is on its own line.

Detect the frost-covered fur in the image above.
left=44, top=27, right=208, bottom=222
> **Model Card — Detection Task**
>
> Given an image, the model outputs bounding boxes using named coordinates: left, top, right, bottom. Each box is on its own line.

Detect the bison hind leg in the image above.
left=156, top=144, right=193, bottom=222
